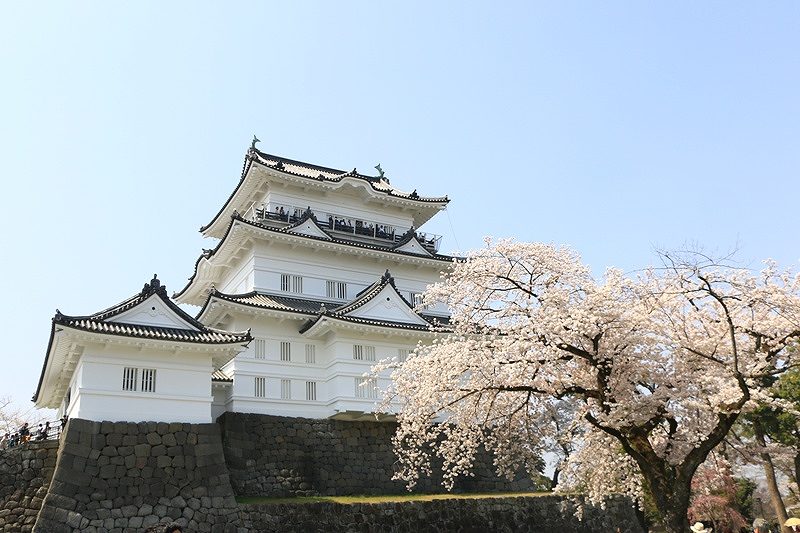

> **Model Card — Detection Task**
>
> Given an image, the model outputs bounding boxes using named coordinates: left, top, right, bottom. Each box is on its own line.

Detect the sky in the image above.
left=0, top=2, right=798, bottom=418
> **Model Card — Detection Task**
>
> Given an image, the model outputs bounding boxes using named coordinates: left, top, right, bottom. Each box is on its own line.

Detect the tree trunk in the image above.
left=794, top=452, right=800, bottom=498
left=641, top=467, right=692, bottom=533
left=551, top=467, right=560, bottom=490
left=755, top=421, right=789, bottom=532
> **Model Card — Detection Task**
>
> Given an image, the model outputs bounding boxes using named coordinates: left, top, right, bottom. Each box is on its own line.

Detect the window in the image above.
left=280, top=341, right=292, bottom=362
left=398, top=348, right=410, bottom=363
left=254, top=338, right=266, bottom=359
left=123, top=367, right=156, bottom=393
left=254, top=377, right=266, bottom=398
left=281, top=274, right=303, bottom=293
left=123, top=367, right=138, bottom=391
left=355, top=377, right=378, bottom=399
left=305, top=344, right=316, bottom=364
left=281, top=379, right=292, bottom=400
left=353, top=344, right=376, bottom=362
left=141, top=369, right=157, bottom=393
left=306, top=381, right=317, bottom=401
left=326, top=281, right=347, bottom=300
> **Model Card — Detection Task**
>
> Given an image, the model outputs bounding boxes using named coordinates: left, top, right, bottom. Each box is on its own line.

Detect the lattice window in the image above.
left=305, top=344, right=316, bottom=364
left=122, top=367, right=138, bottom=391
left=254, top=338, right=266, bottom=359
left=326, top=281, right=347, bottom=299
left=280, top=341, right=292, bottom=362
left=281, top=274, right=303, bottom=293
left=254, top=377, right=266, bottom=398
left=140, top=369, right=157, bottom=393
left=354, top=377, right=378, bottom=399
left=306, top=381, right=317, bottom=401
left=280, top=379, right=292, bottom=400
left=353, top=345, right=376, bottom=362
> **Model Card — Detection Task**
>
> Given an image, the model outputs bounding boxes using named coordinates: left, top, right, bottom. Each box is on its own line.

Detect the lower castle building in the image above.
left=33, top=142, right=454, bottom=424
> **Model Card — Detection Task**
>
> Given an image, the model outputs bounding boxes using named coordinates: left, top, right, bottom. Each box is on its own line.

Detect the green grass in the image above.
left=237, top=492, right=549, bottom=505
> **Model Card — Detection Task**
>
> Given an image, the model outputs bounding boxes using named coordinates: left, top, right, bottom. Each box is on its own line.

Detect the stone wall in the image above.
left=0, top=440, right=59, bottom=532
left=0, top=415, right=644, bottom=532
left=219, top=413, right=543, bottom=498
left=239, top=495, right=644, bottom=532
left=33, top=419, right=243, bottom=533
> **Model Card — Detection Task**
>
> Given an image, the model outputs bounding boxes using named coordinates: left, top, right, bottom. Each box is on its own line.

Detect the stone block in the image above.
left=133, top=444, right=151, bottom=458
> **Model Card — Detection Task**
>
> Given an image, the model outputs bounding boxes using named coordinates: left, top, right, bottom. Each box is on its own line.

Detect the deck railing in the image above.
left=243, top=202, right=442, bottom=253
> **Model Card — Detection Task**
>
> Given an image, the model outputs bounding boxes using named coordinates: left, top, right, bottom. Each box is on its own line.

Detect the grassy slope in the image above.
left=237, top=492, right=550, bottom=505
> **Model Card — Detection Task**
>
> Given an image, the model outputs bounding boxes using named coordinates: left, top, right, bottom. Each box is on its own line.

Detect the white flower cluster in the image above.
left=379, top=240, right=800, bottom=524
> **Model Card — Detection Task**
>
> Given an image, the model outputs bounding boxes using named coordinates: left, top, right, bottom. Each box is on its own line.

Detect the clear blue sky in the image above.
left=1, top=2, right=798, bottom=417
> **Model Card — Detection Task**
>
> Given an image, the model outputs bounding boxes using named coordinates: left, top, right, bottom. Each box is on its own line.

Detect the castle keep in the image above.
left=35, top=142, right=452, bottom=424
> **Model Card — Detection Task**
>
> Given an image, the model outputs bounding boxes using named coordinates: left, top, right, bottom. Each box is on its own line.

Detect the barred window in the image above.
left=280, top=379, right=292, bottom=400
left=254, top=338, right=266, bottom=359
left=305, top=344, right=316, bottom=364
left=398, top=348, right=410, bottom=363
left=254, top=377, right=266, bottom=398
left=306, top=381, right=317, bottom=401
left=281, top=274, right=303, bottom=293
left=280, top=341, right=292, bottom=362
left=326, top=281, right=347, bottom=300
left=353, top=344, right=376, bottom=362
left=123, top=367, right=138, bottom=391
left=140, top=369, right=157, bottom=393
left=354, top=377, right=378, bottom=399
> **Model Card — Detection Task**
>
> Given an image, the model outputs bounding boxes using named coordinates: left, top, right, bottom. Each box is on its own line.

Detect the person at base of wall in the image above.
left=691, top=522, right=712, bottom=533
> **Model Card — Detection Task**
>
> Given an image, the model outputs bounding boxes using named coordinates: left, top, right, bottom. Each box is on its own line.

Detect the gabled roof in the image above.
left=200, top=145, right=449, bottom=237
left=174, top=214, right=456, bottom=305
left=197, top=291, right=327, bottom=321
left=390, top=227, right=434, bottom=257
left=54, top=275, right=251, bottom=344
left=197, top=271, right=451, bottom=337
left=34, top=276, right=252, bottom=406
left=283, top=207, right=333, bottom=240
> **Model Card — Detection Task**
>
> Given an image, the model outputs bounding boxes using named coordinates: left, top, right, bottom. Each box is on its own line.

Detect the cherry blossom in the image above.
left=380, top=240, right=800, bottom=533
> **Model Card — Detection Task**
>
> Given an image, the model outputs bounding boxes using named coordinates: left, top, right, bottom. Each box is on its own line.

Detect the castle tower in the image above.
left=33, top=143, right=454, bottom=424
left=33, top=276, right=251, bottom=423
left=175, top=145, right=454, bottom=420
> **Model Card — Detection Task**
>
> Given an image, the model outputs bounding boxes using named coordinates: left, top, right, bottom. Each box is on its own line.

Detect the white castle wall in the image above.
left=67, top=345, right=217, bottom=423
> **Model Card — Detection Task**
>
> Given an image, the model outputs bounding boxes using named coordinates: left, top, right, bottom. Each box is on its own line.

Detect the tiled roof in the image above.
left=174, top=214, right=456, bottom=301
left=245, top=214, right=454, bottom=260
left=54, top=275, right=251, bottom=345
left=212, top=369, right=232, bottom=382
left=299, top=314, right=444, bottom=334
left=200, top=146, right=449, bottom=234
left=331, top=269, right=412, bottom=315
left=53, top=315, right=250, bottom=344
left=250, top=149, right=449, bottom=203
left=205, top=291, right=326, bottom=315
left=202, top=271, right=452, bottom=335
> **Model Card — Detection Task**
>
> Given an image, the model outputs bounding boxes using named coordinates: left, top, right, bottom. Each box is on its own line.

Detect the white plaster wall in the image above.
left=249, top=241, right=449, bottom=315
left=211, top=385, right=231, bottom=421
left=217, top=256, right=255, bottom=295
left=218, top=312, right=422, bottom=418
left=70, top=345, right=215, bottom=423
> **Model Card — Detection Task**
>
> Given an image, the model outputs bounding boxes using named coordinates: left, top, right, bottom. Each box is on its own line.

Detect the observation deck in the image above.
left=243, top=202, right=442, bottom=254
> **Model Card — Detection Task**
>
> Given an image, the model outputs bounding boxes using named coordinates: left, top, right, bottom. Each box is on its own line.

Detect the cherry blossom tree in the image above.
left=381, top=240, right=800, bottom=533
left=688, top=452, right=749, bottom=532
